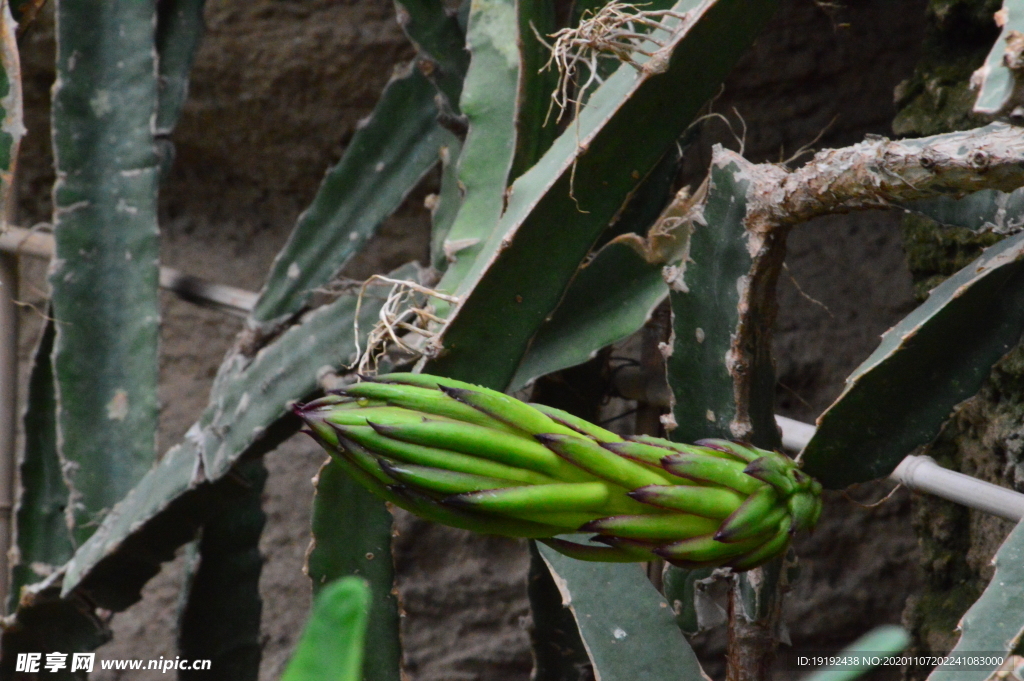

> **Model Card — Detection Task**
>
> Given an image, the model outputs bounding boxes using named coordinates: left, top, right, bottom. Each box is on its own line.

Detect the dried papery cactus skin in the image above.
left=296, top=373, right=822, bottom=571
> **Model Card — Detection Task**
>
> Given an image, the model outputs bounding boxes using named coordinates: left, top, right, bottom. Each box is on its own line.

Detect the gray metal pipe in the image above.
left=1, top=226, right=257, bottom=316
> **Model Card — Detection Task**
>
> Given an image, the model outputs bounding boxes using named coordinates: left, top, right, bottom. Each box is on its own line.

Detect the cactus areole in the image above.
left=295, top=373, right=822, bottom=571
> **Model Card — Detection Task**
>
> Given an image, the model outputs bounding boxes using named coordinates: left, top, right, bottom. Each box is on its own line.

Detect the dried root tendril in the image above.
left=537, top=2, right=692, bottom=123
left=353, top=275, right=458, bottom=375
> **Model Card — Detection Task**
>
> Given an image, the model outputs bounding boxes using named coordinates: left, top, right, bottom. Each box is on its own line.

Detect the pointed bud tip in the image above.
left=440, top=493, right=475, bottom=509
left=743, top=458, right=769, bottom=474
left=366, top=420, right=393, bottom=436
left=438, top=385, right=469, bottom=400
left=384, top=483, right=409, bottom=499
left=626, top=486, right=656, bottom=502
left=694, top=438, right=730, bottom=450
left=661, top=453, right=697, bottom=469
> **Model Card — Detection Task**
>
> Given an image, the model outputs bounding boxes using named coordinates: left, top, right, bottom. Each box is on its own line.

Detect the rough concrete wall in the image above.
left=687, top=2, right=925, bottom=675
left=883, top=1, right=1024, bottom=678
left=8, top=0, right=934, bottom=679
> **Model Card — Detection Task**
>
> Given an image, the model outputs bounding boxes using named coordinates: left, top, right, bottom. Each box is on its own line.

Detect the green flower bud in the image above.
left=295, top=373, right=822, bottom=571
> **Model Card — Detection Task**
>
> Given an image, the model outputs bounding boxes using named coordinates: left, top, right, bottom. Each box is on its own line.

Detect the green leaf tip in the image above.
left=280, top=577, right=371, bottom=681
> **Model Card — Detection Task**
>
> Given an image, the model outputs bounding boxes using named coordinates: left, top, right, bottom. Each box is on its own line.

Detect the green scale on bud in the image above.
left=295, top=373, right=823, bottom=571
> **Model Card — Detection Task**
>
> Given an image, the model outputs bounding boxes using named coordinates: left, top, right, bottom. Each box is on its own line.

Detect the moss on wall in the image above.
left=901, top=214, right=1001, bottom=299
left=892, top=0, right=999, bottom=137
left=893, top=2, right=1024, bottom=678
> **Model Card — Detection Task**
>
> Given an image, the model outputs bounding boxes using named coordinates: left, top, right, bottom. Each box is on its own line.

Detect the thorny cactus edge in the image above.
left=295, top=373, right=822, bottom=571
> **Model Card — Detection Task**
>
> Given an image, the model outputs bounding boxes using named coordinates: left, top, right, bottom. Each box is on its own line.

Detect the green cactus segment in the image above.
left=58, top=264, right=416, bottom=605
left=0, top=0, right=23, bottom=205
left=902, top=188, right=1024, bottom=233
left=506, top=144, right=689, bottom=392
left=970, top=0, right=1024, bottom=116
left=531, top=403, right=623, bottom=443
left=665, top=148, right=787, bottom=641
left=430, top=135, right=464, bottom=270
left=251, top=69, right=452, bottom=324
left=661, top=453, right=763, bottom=495
left=426, top=0, right=778, bottom=390
left=536, top=545, right=707, bottom=680
left=527, top=541, right=593, bottom=681
left=606, top=439, right=707, bottom=467
left=715, top=489, right=786, bottom=542
left=9, top=321, right=74, bottom=614
left=509, top=241, right=668, bottom=392
left=598, top=138, right=689, bottom=248
left=629, top=484, right=745, bottom=519
left=509, top=0, right=559, bottom=181
left=307, top=462, right=400, bottom=681
left=582, top=513, right=719, bottom=541
left=60, top=441, right=205, bottom=606
left=667, top=157, right=751, bottom=444
left=332, top=424, right=558, bottom=484
left=802, top=625, right=911, bottom=681
left=297, top=376, right=822, bottom=570
left=539, top=433, right=672, bottom=487
left=442, top=385, right=579, bottom=436
left=430, top=0, right=522, bottom=295
left=381, top=460, right=526, bottom=494
left=451, top=481, right=613, bottom=513
left=280, top=577, right=371, bottom=681
left=657, top=532, right=770, bottom=565
left=928, top=521, right=1024, bottom=680
left=340, top=381, right=518, bottom=432
left=802, top=230, right=1024, bottom=488
left=743, top=457, right=797, bottom=494
left=177, top=460, right=266, bottom=681
left=155, top=0, right=205, bottom=136
left=368, top=420, right=579, bottom=478
left=662, top=565, right=717, bottom=634
left=50, top=0, right=162, bottom=545
left=394, top=0, right=469, bottom=112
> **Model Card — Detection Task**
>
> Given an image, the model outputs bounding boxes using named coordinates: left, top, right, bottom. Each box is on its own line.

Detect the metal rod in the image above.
left=0, top=225, right=257, bottom=316
left=891, top=455, right=1024, bottom=522
left=776, top=416, right=1024, bottom=522
left=775, top=415, right=815, bottom=453
left=612, top=366, right=1024, bottom=522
